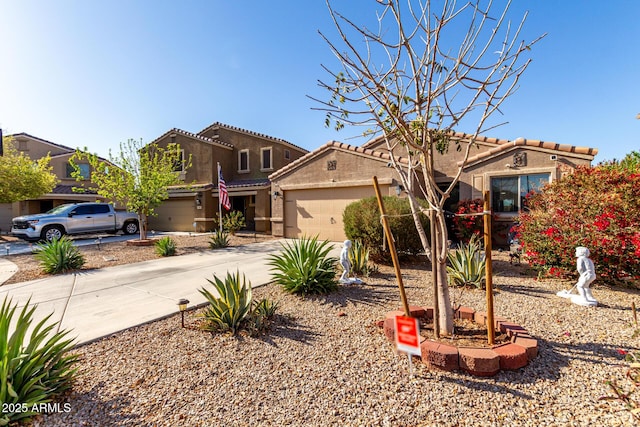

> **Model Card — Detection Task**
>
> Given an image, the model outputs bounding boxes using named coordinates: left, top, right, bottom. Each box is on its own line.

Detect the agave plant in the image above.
left=154, top=236, right=177, bottom=257
left=34, top=235, right=85, bottom=274
left=268, top=236, right=338, bottom=295
left=199, top=270, right=253, bottom=335
left=0, top=297, right=78, bottom=425
left=209, top=230, right=230, bottom=249
left=348, top=239, right=372, bottom=277
left=447, top=234, right=487, bottom=289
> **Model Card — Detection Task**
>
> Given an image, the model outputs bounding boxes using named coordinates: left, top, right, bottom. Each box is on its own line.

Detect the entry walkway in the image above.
left=0, top=240, right=341, bottom=345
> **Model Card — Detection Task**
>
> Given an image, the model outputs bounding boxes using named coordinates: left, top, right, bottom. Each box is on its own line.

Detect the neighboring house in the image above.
left=269, top=133, right=598, bottom=245
left=0, top=133, right=101, bottom=233
left=147, top=122, right=308, bottom=233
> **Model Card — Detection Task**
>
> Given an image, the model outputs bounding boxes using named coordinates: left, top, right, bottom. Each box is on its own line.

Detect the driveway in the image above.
left=0, top=239, right=341, bottom=345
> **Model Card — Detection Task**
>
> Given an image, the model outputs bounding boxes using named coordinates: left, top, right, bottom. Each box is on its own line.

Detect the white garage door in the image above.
left=284, top=185, right=387, bottom=242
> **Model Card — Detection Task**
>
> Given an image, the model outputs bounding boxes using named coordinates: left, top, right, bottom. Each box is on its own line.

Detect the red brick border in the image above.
left=380, top=306, right=538, bottom=377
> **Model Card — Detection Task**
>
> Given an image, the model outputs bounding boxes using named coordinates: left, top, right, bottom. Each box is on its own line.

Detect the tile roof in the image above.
left=197, top=122, right=309, bottom=154
left=149, top=128, right=234, bottom=149
left=50, top=184, right=97, bottom=195
left=269, top=140, right=408, bottom=181
left=215, top=178, right=271, bottom=189
left=458, top=137, right=599, bottom=167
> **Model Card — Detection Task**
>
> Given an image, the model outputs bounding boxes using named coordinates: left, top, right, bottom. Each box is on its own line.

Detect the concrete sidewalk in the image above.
left=0, top=239, right=341, bottom=345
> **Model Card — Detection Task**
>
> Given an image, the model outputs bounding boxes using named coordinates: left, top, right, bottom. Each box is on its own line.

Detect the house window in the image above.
left=491, top=173, right=550, bottom=213
left=238, top=150, right=249, bottom=173
left=172, top=149, right=185, bottom=173
left=261, top=147, right=272, bottom=171
left=284, top=149, right=290, bottom=160
left=66, top=163, right=90, bottom=180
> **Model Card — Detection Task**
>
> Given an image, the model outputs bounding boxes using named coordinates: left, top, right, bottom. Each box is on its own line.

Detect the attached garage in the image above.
left=149, top=197, right=196, bottom=232
left=283, top=185, right=387, bottom=241
left=270, top=142, right=406, bottom=242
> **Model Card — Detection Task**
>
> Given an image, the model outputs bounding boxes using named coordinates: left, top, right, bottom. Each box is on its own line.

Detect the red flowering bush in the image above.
left=517, top=164, right=640, bottom=284
left=453, top=199, right=485, bottom=243
left=453, top=199, right=498, bottom=244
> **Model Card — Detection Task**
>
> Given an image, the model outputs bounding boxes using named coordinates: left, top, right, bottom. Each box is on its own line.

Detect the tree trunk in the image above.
left=434, top=211, right=454, bottom=335
left=139, top=213, right=147, bottom=240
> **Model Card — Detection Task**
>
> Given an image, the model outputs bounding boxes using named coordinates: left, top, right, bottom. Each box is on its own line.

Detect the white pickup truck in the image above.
left=11, top=202, right=139, bottom=242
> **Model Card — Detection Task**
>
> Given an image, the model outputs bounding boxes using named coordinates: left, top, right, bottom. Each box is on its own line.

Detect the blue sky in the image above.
left=1, top=1, right=638, bottom=162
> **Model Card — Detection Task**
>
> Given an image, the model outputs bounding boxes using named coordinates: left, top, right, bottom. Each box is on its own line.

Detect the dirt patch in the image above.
left=419, top=317, right=510, bottom=348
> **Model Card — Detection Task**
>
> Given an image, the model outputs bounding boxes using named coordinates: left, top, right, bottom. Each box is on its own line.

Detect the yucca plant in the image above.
left=0, top=297, right=78, bottom=425
left=199, top=271, right=253, bottom=335
left=268, top=236, right=338, bottom=295
left=348, top=239, right=373, bottom=277
left=209, top=230, right=230, bottom=249
left=447, top=234, right=487, bottom=289
left=34, top=236, right=85, bottom=274
left=154, top=236, right=177, bottom=257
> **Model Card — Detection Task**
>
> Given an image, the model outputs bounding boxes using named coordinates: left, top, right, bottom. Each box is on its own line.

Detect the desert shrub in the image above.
left=246, top=298, right=279, bottom=335
left=0, top=297, right=78, bottom=425
left=348, top=239, right=374, bottom=277
left=154, top=236, right=176, bottom=256
left=517, top=164, right=640, bottom=283
left=34, top=236, right=85, bottom=274
left=223, top=211, right=246, bottom=235
left=447, top=234, right=486, bottom=288
left=198, top=271, right=277, bottom=336
left=343, top=196, right=429, bottom=263
left=268, top=236, right=338, bottom=295
left=209, top=230, right=230, bottom=249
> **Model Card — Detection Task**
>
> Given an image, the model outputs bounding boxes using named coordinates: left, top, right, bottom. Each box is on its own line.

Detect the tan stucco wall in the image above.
left=270, top=148, right=404, bottom=238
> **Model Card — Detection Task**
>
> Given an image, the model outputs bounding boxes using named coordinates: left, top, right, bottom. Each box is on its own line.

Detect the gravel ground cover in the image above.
left=2, top=236, right=639, bottom=426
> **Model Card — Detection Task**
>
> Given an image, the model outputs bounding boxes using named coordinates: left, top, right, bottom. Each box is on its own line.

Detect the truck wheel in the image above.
left=41, top=225, right=65, bottom=242
left=123, top=220, right=139, bottom=235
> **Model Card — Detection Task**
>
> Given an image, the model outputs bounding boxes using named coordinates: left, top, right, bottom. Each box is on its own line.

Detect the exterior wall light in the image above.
left=395, top=185, right=405, bottom=196
left=178, top=298, right=190, bottom=328
left=272, top=191, right=281, bottom=200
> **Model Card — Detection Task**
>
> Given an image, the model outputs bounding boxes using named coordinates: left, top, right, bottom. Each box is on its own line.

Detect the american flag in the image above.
left=218, top=164, right=231, bottom=211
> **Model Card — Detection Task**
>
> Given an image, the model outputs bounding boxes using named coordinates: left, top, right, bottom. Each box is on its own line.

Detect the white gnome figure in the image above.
left=571, top=246, right=598, bottom=307
left=339, top=240, right=352, bottom=283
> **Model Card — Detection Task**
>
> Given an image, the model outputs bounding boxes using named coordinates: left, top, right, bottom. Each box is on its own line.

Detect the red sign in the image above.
left=395, top=316, right=421, bottom=356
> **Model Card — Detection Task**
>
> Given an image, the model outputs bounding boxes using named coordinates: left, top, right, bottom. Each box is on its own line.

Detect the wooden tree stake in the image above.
left=483, top=191, right=495, bottom=345
left=373, top=176, right=411, bottom=316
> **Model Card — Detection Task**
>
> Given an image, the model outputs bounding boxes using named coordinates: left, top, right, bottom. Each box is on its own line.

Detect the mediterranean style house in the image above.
left=147, top=122, right=308, bottom=233
left=0, top=133, right=101, bottom=233
left=2, top=127, right=598, bottom=247
left=269, top=132, right=598, bottom=245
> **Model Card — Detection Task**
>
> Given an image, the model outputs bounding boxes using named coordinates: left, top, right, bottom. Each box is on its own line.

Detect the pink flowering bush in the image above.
left=517, top=163, right=640, bottom=284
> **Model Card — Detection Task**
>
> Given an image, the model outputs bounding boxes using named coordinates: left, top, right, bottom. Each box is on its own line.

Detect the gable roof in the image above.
left=360, top=131, right=598, bottom=167
left=269, top=140, right=408, bottom=181
left=458, top=137, right=599, bottom=168
left=8, top=132, right=76, bottom=153
left=197, top=121, right=309, bottom=154
left=149, top=128, right=234, bottom=150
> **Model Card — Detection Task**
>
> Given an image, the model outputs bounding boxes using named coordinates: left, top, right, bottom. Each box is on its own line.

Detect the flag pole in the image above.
left=217, top=162, right=223, bottom=234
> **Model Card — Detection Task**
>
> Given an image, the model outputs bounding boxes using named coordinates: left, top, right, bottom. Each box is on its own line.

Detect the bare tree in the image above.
left=313, top=0, right=544, bottom=335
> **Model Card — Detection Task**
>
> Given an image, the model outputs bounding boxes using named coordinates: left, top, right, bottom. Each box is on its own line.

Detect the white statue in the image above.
left=570, top=246, right=598, bottom=307
left=339, top=240, right=362, bottom=285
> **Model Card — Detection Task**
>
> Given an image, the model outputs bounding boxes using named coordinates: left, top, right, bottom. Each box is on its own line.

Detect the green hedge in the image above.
left=343, top=196, right=429, bottom=263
